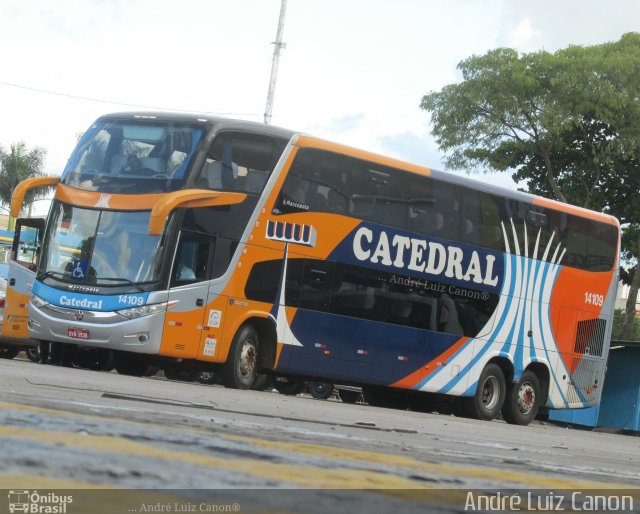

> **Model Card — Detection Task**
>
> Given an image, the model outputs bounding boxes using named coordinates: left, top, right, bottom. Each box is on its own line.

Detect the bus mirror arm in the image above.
left=148, top=189, right=247, bottom=236
left=10, top=177, right=61, bottom=217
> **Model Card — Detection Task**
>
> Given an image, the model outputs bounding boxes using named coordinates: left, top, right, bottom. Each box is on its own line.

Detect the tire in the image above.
left=501, top=370, right=542, bottom=426
left=222, top=324, right=260, bottom=389
left=307, top=381, right=334, bottom=400
left=339, top=389, right=361, bottom=404
left=113, top=352, right=150, bottom=377
left=274, top=378, right=306, bottom=396
left=25, top=347, right=41, bottom=362
left=463, top=363, right=506, bottom=421
left=0, top=346, right=20, bottom=359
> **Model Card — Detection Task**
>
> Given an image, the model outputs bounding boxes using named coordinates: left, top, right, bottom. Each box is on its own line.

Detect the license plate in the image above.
left=68, top=327, right=89, bottom=340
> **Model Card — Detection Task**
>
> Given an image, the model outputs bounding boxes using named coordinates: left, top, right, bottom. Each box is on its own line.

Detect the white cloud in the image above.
left=508, top=18, right=542, bottom=52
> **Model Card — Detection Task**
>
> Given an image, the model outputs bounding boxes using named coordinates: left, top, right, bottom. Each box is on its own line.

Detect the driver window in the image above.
left=172, top=232, right=213, bottom=285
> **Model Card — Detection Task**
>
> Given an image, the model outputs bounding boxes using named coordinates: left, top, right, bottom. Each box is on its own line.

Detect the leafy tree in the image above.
left=421, top=32, right=640, bottom=339
left=0, top=142, right=50, bottom=218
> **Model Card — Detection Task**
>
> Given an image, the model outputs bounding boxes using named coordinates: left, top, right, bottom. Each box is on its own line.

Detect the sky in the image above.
left=1, top=0, right=639, bottom=214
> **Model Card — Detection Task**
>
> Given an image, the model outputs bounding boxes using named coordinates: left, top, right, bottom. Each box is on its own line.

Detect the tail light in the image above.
left=0, top=298, right=5, bottom=308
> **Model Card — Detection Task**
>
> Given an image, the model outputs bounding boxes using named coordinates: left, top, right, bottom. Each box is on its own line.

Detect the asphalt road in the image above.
left=0, top=357, right=639, bottom=513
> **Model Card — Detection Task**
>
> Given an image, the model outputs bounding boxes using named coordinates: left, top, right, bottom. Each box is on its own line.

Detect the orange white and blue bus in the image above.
left=0, top=218, right=44, bottom=360
left=17, top=111, right=619, bottom=424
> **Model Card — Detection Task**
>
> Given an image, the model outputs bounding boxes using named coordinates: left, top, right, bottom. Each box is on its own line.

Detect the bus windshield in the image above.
left=61, top=118, right=205, bottom=194
left=40, top=202, right=164, bottom=286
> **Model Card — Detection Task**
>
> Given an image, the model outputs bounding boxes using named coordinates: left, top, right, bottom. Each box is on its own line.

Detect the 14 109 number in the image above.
left=118, top=295, right=145, bottom=306
left=584, top=292, right=604, bottom=307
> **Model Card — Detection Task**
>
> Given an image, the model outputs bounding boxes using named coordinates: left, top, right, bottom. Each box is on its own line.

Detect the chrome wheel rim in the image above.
left=517, top=382, right=536, bottom=415
left=481, top=375, right=500, bottom=410
left=239, top=340, right=256, bottom=378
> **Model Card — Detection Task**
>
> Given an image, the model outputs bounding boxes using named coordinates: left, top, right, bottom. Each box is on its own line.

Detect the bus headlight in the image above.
left=116, top=300, right=178, bottom=320
left=31, top=294, right=49, bottom=308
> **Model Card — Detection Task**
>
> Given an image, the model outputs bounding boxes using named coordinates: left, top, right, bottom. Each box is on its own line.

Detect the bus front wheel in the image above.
left=222, top=324, right=259, bottom=390
left=501, top=370, right=541, bottom=426
left=463, top=363, right=506, bottom=421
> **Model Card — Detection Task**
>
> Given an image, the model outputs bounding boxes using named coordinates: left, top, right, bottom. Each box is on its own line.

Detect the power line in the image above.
left=0, top=80, right=260, bottom=119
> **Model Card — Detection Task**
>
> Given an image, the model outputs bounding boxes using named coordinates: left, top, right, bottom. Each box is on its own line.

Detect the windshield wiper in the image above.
left=36, top=270, right=72, bottom=282
left=93, top=277, right=145, bottom=293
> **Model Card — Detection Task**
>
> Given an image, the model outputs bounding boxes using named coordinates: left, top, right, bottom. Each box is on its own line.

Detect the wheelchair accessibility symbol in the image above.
left=72, top=260, right=86, bottom=279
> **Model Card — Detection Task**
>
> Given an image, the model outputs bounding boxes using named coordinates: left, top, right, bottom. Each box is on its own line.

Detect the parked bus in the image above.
left=0, top=217, right=45, bottom=360
left=18, top=112, right=619, bottom=424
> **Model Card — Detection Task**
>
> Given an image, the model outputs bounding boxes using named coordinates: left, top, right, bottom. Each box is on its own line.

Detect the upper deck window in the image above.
left=194, top=132, right=288, bottom=196
left=62, top=119, right=205, bottom=194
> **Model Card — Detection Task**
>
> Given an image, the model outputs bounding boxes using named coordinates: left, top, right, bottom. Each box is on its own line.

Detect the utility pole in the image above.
left=264, top=0, right=287, bottom=125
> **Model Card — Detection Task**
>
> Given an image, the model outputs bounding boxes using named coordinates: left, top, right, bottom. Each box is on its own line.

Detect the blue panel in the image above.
left=33, top=281, right=149, bottom=312
left=328, top=222, right=504, bottom=294
left=549, top=405, right=600, bottom=427
left=597, top=345, right=640, bottom=431
left=277, top=309, right=461, bottom=386
left=550, top=345, right=640, bottom=431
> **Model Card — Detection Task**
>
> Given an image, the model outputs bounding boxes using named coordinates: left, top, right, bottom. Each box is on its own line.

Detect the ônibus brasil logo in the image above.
left=8, top=490, right=73, bottom=513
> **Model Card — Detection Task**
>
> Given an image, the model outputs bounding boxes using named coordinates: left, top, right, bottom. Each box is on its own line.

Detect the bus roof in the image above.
left=99, top=111, right=296, bottom=141
left=294, top=134, right=619, bottom=228
left=98, top=112, right=618, bottom=227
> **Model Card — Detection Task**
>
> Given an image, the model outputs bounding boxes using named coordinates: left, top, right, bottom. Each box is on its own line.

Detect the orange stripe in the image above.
left=532, top=197, right=619, bottom=226
left=148, top=189, right=246, bottom=235
left=11, top=177, right=61, bottom=217
left=55, top=184, right=164, bottom=210
left=390, top=336, right=470, bottom=389
left=294, top=135, right=432, bottom=177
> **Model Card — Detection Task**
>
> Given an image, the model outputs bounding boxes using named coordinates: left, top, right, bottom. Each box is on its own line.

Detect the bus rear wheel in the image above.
left=25, top=347, right=41, bottom=362
left=0, top=346, right=20, bottom=359
left=501, top=370, right=541, bottom=426
left=222, top=324, right=259, bottom=390
left=462, top=363, right=506, bottom=421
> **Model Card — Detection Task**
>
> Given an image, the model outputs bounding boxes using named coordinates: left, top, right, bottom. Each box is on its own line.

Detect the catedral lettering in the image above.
left=352, top=226, right=499, bottom=287
left=58, top=296, right=103, bottom=310
left=17, top=111, right=619, bottom=426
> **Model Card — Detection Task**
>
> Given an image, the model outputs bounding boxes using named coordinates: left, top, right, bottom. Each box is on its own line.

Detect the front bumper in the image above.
left=28, top=302, right=165, bottom=354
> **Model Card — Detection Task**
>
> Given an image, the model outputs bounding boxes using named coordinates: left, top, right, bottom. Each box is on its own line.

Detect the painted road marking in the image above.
left=1, top=401, right=638, bottom=492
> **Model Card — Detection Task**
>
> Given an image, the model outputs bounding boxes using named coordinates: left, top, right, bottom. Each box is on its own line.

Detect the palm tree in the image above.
left=0, top=142, right=52, bottom=219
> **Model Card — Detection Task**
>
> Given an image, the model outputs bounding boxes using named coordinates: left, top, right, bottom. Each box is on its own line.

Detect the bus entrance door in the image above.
left=2, top=218, right=44, bottom=340
left=160, top=231, right=215, bottom=359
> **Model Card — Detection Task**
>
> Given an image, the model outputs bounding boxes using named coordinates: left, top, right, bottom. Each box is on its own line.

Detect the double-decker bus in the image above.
left=20, top=112, right=619, bottom=424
